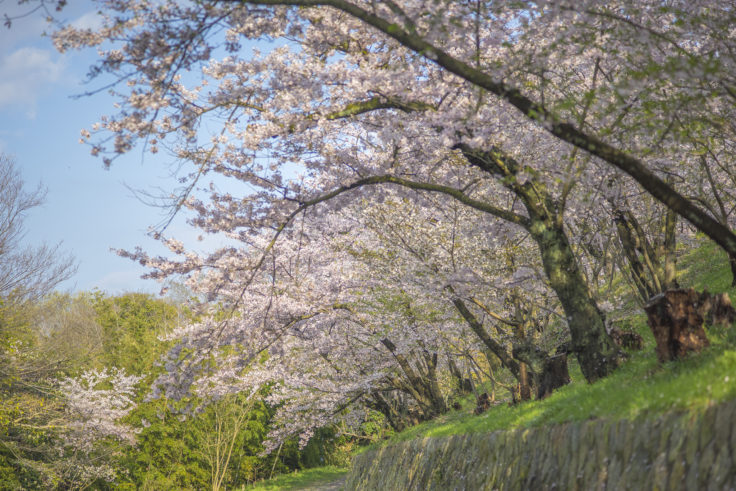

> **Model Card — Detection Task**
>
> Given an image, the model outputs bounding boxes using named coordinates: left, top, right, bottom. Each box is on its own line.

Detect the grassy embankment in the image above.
left=247, top=240, right=736, bottom=489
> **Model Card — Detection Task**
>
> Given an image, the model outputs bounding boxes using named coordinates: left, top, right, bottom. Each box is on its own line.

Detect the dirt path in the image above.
left=298, top=476, right=346, bottom=490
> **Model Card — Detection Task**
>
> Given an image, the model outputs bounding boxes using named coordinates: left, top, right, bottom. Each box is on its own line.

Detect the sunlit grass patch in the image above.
left=678, top=238, right=732, bottom=292
left=377, top=338, right=736, bottom=447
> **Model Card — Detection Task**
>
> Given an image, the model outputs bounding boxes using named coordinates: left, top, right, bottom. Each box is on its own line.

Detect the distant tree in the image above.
left=0, top=154, right=75, bottom=306
left=90, top=291, right=179, bottom=375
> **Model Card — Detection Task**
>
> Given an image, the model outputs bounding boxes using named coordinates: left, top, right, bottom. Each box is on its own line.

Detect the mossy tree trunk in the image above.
left=612, top=202, right=679, bottom=304
left=451, top=297, right=534, bottom=397
left=528, top=215, right=622, bottom=381
left=380, top=338, right=447, bottom=418
left=460, top=145, right=622, bottom=382
left=366, top=391, right=410, bottom=433
left=447, top=355, right=472, bottom=395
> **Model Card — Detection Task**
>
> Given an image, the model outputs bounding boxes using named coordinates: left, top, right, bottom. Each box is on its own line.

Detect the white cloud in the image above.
left=71, top=10, right=104, bottom=31
left=0, top=46, right=65, bottom=111
left=0, top=5, right=102, bottom=114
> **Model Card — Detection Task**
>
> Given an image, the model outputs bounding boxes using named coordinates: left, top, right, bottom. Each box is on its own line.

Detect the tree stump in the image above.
left=706, top=292, right=736, bottom=326
left=536, top=353, right=571, bottom=400
left=607, top=324, right=644, bottom=350
left=474, top=392, right=491, bottom=415
left=644, top=289, right=710, bottom=362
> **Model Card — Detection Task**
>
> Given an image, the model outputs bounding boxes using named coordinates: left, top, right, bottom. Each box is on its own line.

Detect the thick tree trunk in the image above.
left=644, top=289, right=710, bottom=362
left=453, top=299, right=544, bottom=400
left=420, top=351, right=448, bottom=415
left=452, top=298, right=523, bottom=379
left=447, top=355, right=472, bottom=395
left=518, top=362, right=532, bottom=401
left=614, top=209, right=657, bottom=302
left=367, top=391, right=407, bottom=432
left=528, top=220, right=622, bottom=382
left=380, top=338, right=447, bottom=417
left=536, top=353, right=570, bottom=400
left=662, top=207, right=678, bottom=290
left=613, top=205, right=679, bottom=304
left=461, top=147, right=622, bottom=382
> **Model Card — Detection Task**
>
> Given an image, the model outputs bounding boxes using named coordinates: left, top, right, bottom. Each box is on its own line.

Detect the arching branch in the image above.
left=229, top=0, right=736, bottom=257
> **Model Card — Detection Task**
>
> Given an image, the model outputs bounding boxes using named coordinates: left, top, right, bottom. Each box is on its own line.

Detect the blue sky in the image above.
left=0, top=2, right=211, bottom=294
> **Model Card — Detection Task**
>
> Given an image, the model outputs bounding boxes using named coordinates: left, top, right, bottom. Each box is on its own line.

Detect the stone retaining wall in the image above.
left=346, top=399, right=736, bottom=489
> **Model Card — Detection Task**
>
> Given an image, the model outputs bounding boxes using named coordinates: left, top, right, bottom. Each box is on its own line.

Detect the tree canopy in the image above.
left=42, top=0, right=736, bottom=448
left=2, top=0, right=731, bottom=466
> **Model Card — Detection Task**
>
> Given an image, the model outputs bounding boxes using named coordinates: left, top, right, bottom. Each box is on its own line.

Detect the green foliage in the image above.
left=121, top=389, right=347, bottom=489
left=0, top=286, right=362, bottom=489
left=0, top=298, right=66, bottom=489
left=122, top=398, right=210, bottom=490
left=90, top=291, right=181, bottom=375
left=298, top=426, right=351, bottom=469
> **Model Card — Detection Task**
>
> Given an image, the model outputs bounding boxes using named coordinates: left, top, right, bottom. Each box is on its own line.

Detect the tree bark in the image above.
left=614, top=209, right=657, bottom=302
left=451, top=298, right=523, bottom=380
left=459, top=146, right=622, bottom=382
left=644, top=289, right=710, bottom=362
left=662, top=207, right=678, bottom=290
left=447, top=355, right=472, bottom=395
left=366, top=391, right=408, bottom=432
left=380, top=338, right=447, bottom=417
left=536, top=353, right=570, bottom=400
left=531, top=220, right=622, bottom=381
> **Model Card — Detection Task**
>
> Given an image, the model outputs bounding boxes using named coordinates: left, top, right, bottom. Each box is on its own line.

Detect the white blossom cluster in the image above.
left=60, top=368, right=142, bottom=451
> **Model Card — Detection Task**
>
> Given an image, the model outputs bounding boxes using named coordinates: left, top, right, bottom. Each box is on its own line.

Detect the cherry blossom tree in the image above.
left=47, top=1, right=736, bottom=429
left=52, top=1, right=736, bottom=253
left=56, top=368, right=141, bottom=487
left=138, top=189, right=576, bottom=448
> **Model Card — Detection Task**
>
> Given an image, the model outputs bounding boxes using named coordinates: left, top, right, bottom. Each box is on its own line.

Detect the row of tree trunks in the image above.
left=447, top=355, right=473, bottom=395
left=366, top=391, right=423, bottom=432
left=380, top=338, right=447, bottom=418
left=612, top=204, right=679, bottom=305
